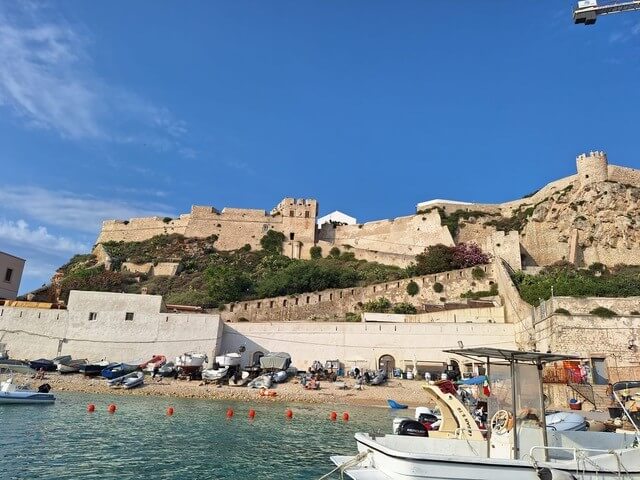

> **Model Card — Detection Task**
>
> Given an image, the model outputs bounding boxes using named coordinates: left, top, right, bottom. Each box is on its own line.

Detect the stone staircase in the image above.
left=568, top=383, right=610, bottom=410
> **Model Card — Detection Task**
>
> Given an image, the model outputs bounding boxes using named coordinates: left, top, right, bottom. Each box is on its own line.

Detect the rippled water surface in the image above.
left=1, top=392, right=397, bottom=479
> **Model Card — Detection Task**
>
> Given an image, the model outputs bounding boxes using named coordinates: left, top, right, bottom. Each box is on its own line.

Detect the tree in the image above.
left=414, top=244, right=455, bottom=275
left=310, top=246, right=322, bottom=259
left=260, top=230, right=285, bottom=254
left=406, top=280, right=419, bottom=296
left=205, top=265, right=254, bottom=305
left=329, top=247, right=341, bottom=259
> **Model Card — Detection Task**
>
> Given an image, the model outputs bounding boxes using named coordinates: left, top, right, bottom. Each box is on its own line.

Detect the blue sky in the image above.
left=1, top=1, right=640, bottom=294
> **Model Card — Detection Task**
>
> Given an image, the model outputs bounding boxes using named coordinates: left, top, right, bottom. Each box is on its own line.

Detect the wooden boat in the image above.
left=79, top=361, right=111, bottom=376
left=57, top=359, right=88, bottom=374
left=387, top=399, right=408, bottom=409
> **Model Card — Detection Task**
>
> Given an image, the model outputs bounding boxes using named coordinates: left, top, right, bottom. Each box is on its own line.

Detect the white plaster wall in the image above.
left=67, top=290, right=165, bottom=315
left=0, top=306, right=223, bottom=363
left=363, top=306, right=505, bottom=324
left=0, top=252, right=25, bottom=299
left=221, top=321, right=516, bottom=371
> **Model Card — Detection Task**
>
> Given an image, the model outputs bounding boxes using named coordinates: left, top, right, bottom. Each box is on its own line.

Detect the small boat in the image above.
left=175, top=352, right=207, bottom=368
left=387, top=399, right=408, bottom=409
left=157, top=362, right=177, bottom=377
left=370, top=370, right=387, bottom=385
left=271, top=370, right=287, bottom=383
left=545, top=411, right=588, bottom=432
left=52, top=355, right=72, bottom=366
left=215, top=353, right=241, bottom=367
left=123, top=371, right=144, bottom=389
left=228, top=371, right=251, bottom=386
left=0, top=375, right=55, bottom=404
left=79, top=361, right=111, bottom=376
left=28, top=358, right=56, bottom=372
left=142, top=355, right=166, bottom=372
left=202, top=366, right=230, bottom=383
left=101, top=363, right=138, bottom=380
left=0, top=359, right=34, bottom=374
left=248, top=374, right=273, bottom=389
left=57, top=359, right=88, bottom=374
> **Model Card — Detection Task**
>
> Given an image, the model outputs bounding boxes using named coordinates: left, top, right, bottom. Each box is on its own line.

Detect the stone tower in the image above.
left=272, top=198, right=318, bottom=259
left=576, top=151, right=608, bottom=186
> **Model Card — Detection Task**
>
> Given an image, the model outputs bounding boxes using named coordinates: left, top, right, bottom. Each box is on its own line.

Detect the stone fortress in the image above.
left=96, top=151, right=640, bottom=274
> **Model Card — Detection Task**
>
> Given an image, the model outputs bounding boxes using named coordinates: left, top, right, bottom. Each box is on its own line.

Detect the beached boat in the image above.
left=247, top=374, right=273, bottom=389
left=28, top=358, right=56, bottom=372
left=215, top=353, right=241, bottom=367
left=0, top=375, right=55, bottom=404
left=140, top=355, right=166, bottom=371
left=259, top=352, right=291, bottom=371
left=545, top=411, right=588, bottom=432
left=202, top=366, right=230, bottom=383
left=370, top=370, right=387, bottom=385
left=57, top=359, right=88, bottom=374
left=101, top=363, right=138, bottom=380
left=271, top=370, right=287, bottom=383
left=0, top=359, right=34, bottom=374
left=52, top=355, right=72, bottom=366
left=123, top=371, right=144, bottom=389
left=157, top=361, right=177, bottom=377
left=79, top=361, right=111, bottom=376
left=331, top=347, right=640, bottom=480
left=176, top=352, right=207, bottom=368
left=228, top=371, right=251, bottom=386
left=387, top=399, right=408, bottom=409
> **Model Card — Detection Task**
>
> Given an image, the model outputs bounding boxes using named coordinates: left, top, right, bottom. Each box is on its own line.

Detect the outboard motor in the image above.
left=37, top=383, right=51, bottom=393
left=537, top=468, right=577, bottom=480
left=397, top=420, right=429, bottom=437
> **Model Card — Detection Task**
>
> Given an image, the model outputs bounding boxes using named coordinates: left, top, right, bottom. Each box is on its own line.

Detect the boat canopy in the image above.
left=443, top=347, right=579, bottom=365
left=259, top=352, right=291, bottom=370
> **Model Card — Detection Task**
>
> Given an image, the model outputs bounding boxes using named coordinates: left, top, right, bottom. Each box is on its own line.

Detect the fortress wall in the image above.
left=456, top=221, right=496, bottom=245
left=484, top=231, right=522, bottom=271
left=500, top=174, right=578, bottom=213
left=583, top=244, right=640, bottom=268
left=0, top=305, right=223, bottom=362
left=344, top=248, right=416, bottom=268
left=520, top=222, right=570, bottom=266
left=608, top=165, right=640, bottom=187
left=221, top=264, right=495, bottom=322
left=97, top=216, right=190, bottom=243
left=221, top=321, right=516, bottom=371
left=318, top=211, right=454, bottom=258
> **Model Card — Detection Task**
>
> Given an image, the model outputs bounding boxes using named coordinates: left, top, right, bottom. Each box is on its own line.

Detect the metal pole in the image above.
left=538, top=360, right=549, bottom=461
left=486, top=356, right=491, bottom=459
left=510, top=355, right=518, bottom=459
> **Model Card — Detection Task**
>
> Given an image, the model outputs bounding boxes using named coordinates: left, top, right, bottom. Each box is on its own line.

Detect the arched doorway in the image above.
left=252, top=351, right=264, bottom=366
left=379, top=354, right=396, bottom=376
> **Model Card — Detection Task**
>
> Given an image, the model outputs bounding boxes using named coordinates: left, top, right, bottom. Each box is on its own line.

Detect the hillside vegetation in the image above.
left=54, top=234, right=489, bottom=308
left=512, top=262, right=640, bottom=306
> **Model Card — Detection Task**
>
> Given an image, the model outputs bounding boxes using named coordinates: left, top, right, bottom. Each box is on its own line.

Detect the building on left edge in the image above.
left=0, top=251, right=25, bottom=300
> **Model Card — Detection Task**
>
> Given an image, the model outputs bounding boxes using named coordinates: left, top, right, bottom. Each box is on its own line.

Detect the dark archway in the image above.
left=378, top=354, right=396, bottom=375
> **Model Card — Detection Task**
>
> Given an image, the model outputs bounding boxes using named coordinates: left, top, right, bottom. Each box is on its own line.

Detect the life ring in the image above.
left=490, top=409, right=513, bottom=435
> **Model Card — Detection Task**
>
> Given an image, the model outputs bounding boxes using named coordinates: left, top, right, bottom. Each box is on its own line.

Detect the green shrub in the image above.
left=260, top=230, right=285, bottom=254
left=554, top=308, right=571, bottom=316
left=471, top=267, right=486, bottom=280
left=362, top=297, right=392, bottom=313
left=329, top=247, right=341, bottom=259
left=461, top=283, right=498, bottom=300
left=590, top=307, right=617, bottom=318
left=162, top=217, right=172, bottom=223
left=309, top=246, right=322, bottom=259
left=340, top=251, right=356, bottom=261
left=393, top=302, right=417, bottom=314
left=406, top=280, right=419, bottom=296
left=345, top=312, right=361, bottom=322
left=240, top=244, right=252, bottom=252
left=433, top=282, right=444, bottom=293
left=164, top=289, right=211, bottom=307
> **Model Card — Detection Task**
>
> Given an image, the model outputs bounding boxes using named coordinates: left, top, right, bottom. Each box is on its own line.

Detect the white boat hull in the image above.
left=337, top=433, right=640, bottom=480
left=175, top=353, right=206, bottom=368
left=0, top=392, right=55, bottom=404
left=215, top=354, right=241, bottom=367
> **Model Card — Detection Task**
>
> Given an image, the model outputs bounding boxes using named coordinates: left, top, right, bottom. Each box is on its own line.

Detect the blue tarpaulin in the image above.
left=457, top=375, right=486, bottom=385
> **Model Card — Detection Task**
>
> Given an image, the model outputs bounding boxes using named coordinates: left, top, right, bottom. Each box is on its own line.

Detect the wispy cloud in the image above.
left=0, top=186, right=175, bottom=234
left=609, top=21, right=640, bottom=43
left=0, top=3, right=191, bottom=154
left=0, top=219, right=90, bottom=254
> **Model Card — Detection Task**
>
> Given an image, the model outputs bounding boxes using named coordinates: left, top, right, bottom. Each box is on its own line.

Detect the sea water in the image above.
left=0, top=392, right=397, bottom=479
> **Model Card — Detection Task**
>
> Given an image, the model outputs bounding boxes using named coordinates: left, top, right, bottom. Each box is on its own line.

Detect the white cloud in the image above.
left=0, top=3, right=190, bottom=152
left=609, top=21, right=640, bottom=43
left=0, top=219, right=89, bottom=254
left=0, top=186, right=175, bottom=234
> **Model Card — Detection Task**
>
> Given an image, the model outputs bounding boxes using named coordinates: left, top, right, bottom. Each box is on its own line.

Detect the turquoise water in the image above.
left=1, top=393, right=397, bottom=479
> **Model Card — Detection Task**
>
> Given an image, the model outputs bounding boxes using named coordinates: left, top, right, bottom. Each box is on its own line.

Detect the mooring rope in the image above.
left=317, top=451, right=370, bottom=480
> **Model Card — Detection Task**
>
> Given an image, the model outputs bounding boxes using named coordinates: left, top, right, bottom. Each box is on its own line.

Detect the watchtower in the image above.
left=576, top=151, right=608, bottom=186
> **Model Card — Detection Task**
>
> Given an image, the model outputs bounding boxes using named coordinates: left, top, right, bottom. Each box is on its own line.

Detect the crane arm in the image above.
left=574, top=0, right=640, bottom=25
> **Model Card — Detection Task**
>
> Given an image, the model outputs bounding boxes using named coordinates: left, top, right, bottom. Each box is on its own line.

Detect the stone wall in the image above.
left=362, top=305, right=505, bottom=324
left=220, top=321, right=516, bottom=372
left=221, top=264, right=495, bottom=322
left=96, top=198, right=318, bottom=260
left=0, top=305, right=223, bottom=362
left=608, top=165, right=640, bottom=187
left=484, top=231, right=522, bottom=272
left=539, top=296, right=640, bottom=317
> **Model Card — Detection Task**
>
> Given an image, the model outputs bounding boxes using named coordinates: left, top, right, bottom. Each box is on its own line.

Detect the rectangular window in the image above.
left=304, top=211, right=309, bottom=218
left=88, top=312, right=97, bottom=321
left=4, top=268, right=12, bottom=282
left=125, top=312, right=134, bottom=321
left=289, top=210, right=295, bottom=217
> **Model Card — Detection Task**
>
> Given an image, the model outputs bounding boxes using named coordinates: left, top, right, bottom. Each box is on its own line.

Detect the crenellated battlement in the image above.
left=576, top=150, right=608, bottom=185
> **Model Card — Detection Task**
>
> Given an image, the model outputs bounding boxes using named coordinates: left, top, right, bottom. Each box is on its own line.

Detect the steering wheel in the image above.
left=490, top=409, right=513, bottom=435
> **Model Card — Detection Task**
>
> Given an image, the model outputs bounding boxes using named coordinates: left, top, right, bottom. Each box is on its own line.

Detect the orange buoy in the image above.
left=329, top=411, right=337, bottom=421
left=87, top=403, right=96, bottom=413
left=107, top=403, right=117, bottom=413
left=342, top=412, right=350, bottom=421
left=226, top=407, right=234, bottom=418
left=248, top=408, right=256, bottom=419
left=285, top=408, right=293, bottom=419
left=167, top=407, right=174, bottom=416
